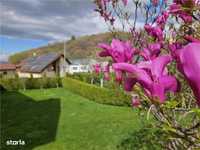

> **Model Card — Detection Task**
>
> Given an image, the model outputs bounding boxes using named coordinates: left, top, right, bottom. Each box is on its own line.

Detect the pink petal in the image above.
left=131, top=97, right=141, bottom=107
left=178, top=43, right=200, bottom=106
left=151, top=55, right=172, bottom=77
left=124, top=77, right=137, bottom=91
left=112, top=63, right=152, bottom=90
left=159, top=75, right=180, bottom=93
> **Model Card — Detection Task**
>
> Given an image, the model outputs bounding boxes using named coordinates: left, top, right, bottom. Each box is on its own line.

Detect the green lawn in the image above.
left=1, top=88, right=157, bottom=150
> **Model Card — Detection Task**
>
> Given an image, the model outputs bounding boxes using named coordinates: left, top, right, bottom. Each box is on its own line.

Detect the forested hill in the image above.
left=9, top=32, right=130, bottom=64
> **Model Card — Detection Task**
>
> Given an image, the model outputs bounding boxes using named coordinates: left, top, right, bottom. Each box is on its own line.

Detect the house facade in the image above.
left=0, top=64, right=16, bottom=78
left=18, top=53, right=70, bottom=78
left=66, top=59, right=97, bottom=74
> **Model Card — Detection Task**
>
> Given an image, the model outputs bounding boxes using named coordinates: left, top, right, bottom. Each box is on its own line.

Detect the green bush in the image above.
left=0, top=77, right=62, bottom=91
left=66, top=72, right=121, bottom=90
left=66, top=73, right=92, bottom=83
left=62, top=77, right=131, bottom=106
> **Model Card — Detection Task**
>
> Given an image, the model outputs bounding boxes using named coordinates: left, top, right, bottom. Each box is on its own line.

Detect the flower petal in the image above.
left=178, top=43, right=200, bottom=106
left=151, top=55, right=172, bottom=77
left=112, top=63, right=152, bottom=90
left=124, top=77, right=137, bottom=91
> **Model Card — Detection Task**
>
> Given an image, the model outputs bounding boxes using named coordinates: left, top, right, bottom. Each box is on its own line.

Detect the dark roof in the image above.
left=0, top=64, right=16, bottom=71
left=20, top=53, right=63, bottom=73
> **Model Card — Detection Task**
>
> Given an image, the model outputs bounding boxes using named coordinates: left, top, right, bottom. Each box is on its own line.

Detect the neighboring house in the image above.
left=0, top=63, right=16, bottom=78
left=67, top=58, right=97, bottom=74
left=18, top=53, right=71, bottom=78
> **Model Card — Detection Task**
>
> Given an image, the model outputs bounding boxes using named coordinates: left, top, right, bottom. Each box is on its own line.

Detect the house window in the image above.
left=3, top=71, right=7, bottom=75
left=81, top=66, right=87, bottom=70
left=72, top=66, right=78, bottom=70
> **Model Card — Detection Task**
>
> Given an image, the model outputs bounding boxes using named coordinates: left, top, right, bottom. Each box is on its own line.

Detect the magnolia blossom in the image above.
left=124, top=77, right=137, bottom=91
left=113, top=55, right=179, bottom=103
left=122, top=0, right=128, bottom=5
left=140, top=42, right=162, bottom=60
left=131, top=97, right=141, bottom=108
left=98, top=39, right=135, bottom=63
left=184, top=35, right=200, bottom=43
left=103, top=65, right=110, bottom=80
left=144, top=24, right=163, bottom=41
left=156, top=11, right=169, bottom=29
left=95, top=0, right=115, bottom=25
left=93, top=64, right=101, bottom=74
left=174, top=43, right=200, bottom=106
left=169, top=2, right=193, bottom=23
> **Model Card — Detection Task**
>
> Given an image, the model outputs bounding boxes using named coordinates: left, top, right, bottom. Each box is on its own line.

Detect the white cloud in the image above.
left=1, top=0, right=146, bottom=42
left=0, top=54, right=9, bottom=62
left=1, top=0, right=109, bottom=41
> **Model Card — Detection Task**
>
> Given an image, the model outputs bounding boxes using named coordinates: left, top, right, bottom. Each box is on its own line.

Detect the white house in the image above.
left=66, top=59, right=97, bottom=74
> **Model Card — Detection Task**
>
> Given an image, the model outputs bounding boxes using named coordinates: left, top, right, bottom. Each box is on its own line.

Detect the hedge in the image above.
left=66, top=72, right=121, bottom=90
left=62, top=77, right=131, bottom=106
left=0, top=77, right=62, bottom=91
left=66, top=73, right=92, bottom=83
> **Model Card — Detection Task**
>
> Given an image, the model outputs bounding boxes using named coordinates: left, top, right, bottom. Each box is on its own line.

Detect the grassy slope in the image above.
left=9, top=32, right=131, bottom=64
left=1, top=88, right=147, bottom=150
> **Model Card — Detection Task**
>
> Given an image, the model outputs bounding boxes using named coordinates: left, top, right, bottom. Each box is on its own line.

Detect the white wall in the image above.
left=59, top=57, right=69, bottom=77
left=67, top=65, right=89, bottom=74
left=17, top=72, right=42, bottom=78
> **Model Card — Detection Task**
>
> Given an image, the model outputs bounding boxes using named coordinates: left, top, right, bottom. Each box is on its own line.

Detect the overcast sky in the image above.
left=0, top=0, right=113, bottom=61
left=0, top=0, right=146, bottom=61
left=1, top=0, right=109, bottom=41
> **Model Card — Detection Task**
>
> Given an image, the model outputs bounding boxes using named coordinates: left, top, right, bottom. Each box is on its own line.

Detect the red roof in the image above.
left=0, top=64, right=16, bottom=71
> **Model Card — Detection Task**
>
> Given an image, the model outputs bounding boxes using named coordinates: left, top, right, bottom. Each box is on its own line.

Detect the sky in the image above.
left=0, top=0, right=147, bottom=61
left=0, top=0, right=111, bottom=61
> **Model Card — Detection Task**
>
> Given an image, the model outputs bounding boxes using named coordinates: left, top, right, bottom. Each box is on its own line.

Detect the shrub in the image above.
left=0, top=77, right=62, bottom=91
left=66, top=73, right=92, bottom=83
left=62, top=77, right=131, bottom=106
left=66, top=72, right=121, bottom=89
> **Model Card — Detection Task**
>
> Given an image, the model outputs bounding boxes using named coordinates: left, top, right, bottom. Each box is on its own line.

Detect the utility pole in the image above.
left=63, top=39, right=66, bottom=59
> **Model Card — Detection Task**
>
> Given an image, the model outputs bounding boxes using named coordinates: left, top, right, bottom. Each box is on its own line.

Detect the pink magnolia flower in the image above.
left=103, top=65, right=110, bottom=80
left=184, top=35, right=200, bottom=43
left=144, top=24, right=163, bottom=41
left=115, top=70, right=123, bottom=83
left=93, top=64, right=101, bottom=74
left=131, top=97, right=141, bottom=108
left=140, top=42, right=162, bottom=60
left=174, top=0, right=197, bottom=5
left=174, top=43, right=200, bottom=106
left=169, top=3, right=193, bottom=23
left=101, top=0, right=108, bottom=4
left=124, top=77, right=137, bottom=91
left=98, top=39, right=135, bottom=63
left=156, top=11, right=169, bottom=29
left=179, top=12, right=193, bottom=23
left=113, top=55, right=179, bottom=103
left=122, top=0, right=128, bottom=6
left=169, top=3, right=182, bottom=14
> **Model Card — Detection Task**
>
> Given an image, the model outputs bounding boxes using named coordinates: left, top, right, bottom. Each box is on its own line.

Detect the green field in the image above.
left=1, top=88, right=159, bottom=150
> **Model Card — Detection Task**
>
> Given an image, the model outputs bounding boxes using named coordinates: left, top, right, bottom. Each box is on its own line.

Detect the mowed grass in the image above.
left=1, top=88, right=147, bottom=150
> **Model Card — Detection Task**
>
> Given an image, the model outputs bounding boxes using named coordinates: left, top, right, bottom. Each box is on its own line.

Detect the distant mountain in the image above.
left=9, top=32, right=131, bottom=64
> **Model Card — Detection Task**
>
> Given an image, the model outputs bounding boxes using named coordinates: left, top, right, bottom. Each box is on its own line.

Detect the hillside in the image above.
left=9, top=32, right=131, bottom=64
